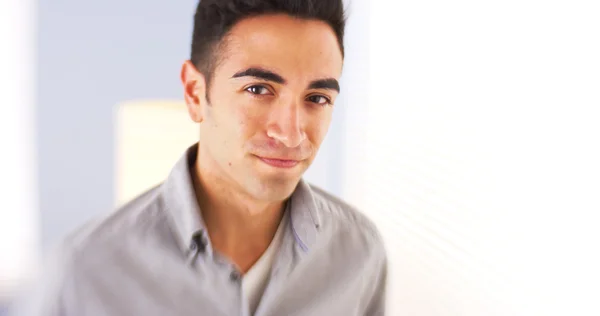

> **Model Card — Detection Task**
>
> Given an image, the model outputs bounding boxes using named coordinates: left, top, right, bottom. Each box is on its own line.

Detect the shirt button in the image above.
left=230, top=270, right=241, bottom=281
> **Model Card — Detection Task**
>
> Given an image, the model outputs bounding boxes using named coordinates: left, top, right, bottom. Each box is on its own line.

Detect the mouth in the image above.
left=255, top=155, right=301, bottom=169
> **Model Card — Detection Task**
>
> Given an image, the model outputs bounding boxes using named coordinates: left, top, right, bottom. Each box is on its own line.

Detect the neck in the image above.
left=192, top=149, right=285, bottom=273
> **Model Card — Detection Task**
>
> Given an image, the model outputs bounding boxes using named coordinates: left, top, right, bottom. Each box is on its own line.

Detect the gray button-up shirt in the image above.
left=17, top=145, right=387, bottom=316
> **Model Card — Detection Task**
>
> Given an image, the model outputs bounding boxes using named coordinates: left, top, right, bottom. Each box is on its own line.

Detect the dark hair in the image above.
left=190, top=0, right=346, bottom=89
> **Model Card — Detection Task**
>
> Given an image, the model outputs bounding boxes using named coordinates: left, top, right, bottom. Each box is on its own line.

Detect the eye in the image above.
left=245, top=85, right=271, bottom=95
left=307, top=95, right=332, bottom=106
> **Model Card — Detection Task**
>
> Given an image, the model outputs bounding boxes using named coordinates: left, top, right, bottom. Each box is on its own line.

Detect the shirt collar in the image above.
left=161, top=143, right=321, bottom=256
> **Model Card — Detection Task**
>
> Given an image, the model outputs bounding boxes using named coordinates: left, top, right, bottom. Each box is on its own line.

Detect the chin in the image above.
left=247, top=176, right=300, bottom=202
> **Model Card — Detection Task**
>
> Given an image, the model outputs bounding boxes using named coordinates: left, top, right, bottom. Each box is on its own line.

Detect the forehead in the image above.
left=216, top=14, right=343, bottom=81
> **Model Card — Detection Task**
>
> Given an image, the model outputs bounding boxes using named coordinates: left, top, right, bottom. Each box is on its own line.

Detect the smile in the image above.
left=255, top=156, right=300, bottom=168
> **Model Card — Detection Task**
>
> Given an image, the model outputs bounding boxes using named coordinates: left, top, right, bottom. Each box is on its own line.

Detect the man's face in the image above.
left=183, top=14, right=343, bottom=204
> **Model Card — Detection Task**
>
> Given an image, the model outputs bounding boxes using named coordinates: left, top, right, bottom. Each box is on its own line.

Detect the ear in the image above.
left=181, top=60, right=208, bottom=123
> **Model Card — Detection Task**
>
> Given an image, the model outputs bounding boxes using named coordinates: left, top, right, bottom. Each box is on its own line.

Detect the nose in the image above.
left=266, top=99, right=306, bottom=148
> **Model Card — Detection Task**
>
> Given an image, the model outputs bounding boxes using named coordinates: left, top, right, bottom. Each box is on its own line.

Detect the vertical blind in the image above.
left=345, top=0, right=600, bottom=314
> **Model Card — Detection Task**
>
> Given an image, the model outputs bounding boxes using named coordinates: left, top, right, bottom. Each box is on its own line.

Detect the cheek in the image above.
left=237, top=103, right=267, bottom=137
left=211, top=97, right=254, bottom=137
left=308, top=112, right=333, bottom=147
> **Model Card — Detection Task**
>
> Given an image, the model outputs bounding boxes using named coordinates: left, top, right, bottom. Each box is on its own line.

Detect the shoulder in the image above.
left=309, top=183, right=383, bottom=239
left=306, top=184, right=388, bottom=309
left=308, top=184, right=386, bottom=258
left=16, top=185, right=180, bottom=315
left=18, top=185, right=171, bottom=314
left=64, top=184, right=166, bottom=254
left=45, top=184, right=173, bottom=282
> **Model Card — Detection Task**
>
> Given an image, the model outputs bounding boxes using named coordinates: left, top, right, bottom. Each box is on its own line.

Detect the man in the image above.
left=18, top=0, right=387, bottom=315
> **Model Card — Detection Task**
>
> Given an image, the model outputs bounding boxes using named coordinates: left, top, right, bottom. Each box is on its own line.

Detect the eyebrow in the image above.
left=231, top=67, right=286, bottom=84
left=308, top=78, right=340, bottom=93
left=231, top=67, right=340, bottom=93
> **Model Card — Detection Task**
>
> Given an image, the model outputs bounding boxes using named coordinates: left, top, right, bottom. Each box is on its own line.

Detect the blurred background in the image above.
left=1, top=0, right=599, bottom=315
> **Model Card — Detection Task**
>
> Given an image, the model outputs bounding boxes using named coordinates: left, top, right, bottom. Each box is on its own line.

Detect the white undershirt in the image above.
left=242, top=212, right=288, bottom=315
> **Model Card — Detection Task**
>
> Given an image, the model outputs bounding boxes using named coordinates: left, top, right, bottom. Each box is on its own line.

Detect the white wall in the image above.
left=355, top=0, right=600, bottom=314
left=0, top=0, right=39, bottom=300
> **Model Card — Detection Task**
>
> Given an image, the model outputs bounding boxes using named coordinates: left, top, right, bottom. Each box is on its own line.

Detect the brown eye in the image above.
left=246, top=85, right=270, bottom=95
left=307, top=95, right=331, bottom=106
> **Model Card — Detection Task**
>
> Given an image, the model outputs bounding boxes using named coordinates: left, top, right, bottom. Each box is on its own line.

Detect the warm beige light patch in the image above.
left=115, top=100, right=198, bottom=206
